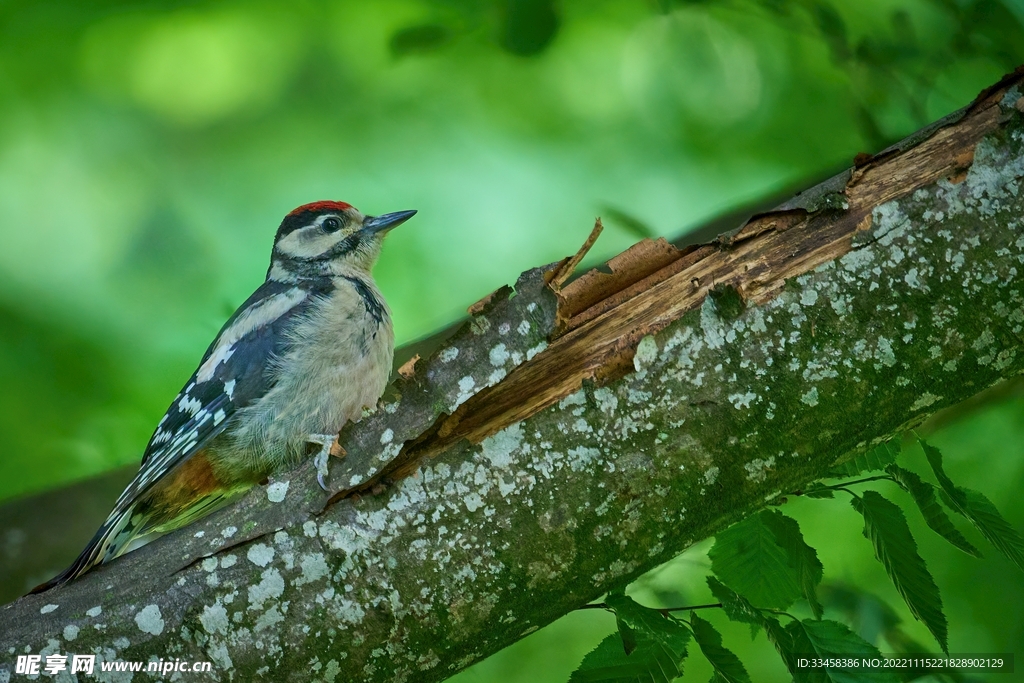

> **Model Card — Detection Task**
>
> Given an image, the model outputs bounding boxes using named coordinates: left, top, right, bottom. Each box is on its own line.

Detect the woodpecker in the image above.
left=35, top=201, right=415, bottom=591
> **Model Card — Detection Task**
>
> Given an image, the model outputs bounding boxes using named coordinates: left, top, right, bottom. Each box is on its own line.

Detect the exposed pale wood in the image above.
left=364, top=73, right=1015, bottom=488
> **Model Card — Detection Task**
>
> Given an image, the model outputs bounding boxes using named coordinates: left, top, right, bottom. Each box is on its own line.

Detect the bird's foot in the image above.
left=307, top=434, right=346, bottom=491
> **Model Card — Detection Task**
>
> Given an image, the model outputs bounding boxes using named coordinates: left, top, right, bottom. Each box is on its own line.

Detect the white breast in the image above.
left=223, top=277, right=394, bottom=472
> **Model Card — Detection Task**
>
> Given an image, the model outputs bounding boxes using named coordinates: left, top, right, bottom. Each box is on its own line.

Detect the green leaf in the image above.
left=949, top=488, right=1024, bottom=573
left=569, top=633, right=669, bottom=683
left=918, top=438, right=962, bottom=502
left=605, top=587, right=638, bottom=656
left=614, top=614, right=637, bottom=656
left=706, top=576, right=761, bottom=629
left=850, top=491, right=948, bottom=653
left=569, top=593, right=691, bottom=682
left=829, top=440, right=900, bottom=478
left=885, top=464, right=982, bottom=558
left=706, top=577, right=807, bottom=680
left=760, top=510, right=825, bottom=618
left=785, top=621, right=830, bottom=683
left=570, top=623, right=690, bottom=683
left=761, top=616, right=807, bottom=682
left=689, top=613, right=751, bottom=683
left=921, top=437, right=1024, bottom=573
left=787, top=619, right=898, bottom=683
left=708, top=513, right=803, bottom=609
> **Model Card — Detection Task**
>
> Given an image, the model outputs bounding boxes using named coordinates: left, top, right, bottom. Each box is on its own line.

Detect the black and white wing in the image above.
left=120, top=279, right=327, bottom=506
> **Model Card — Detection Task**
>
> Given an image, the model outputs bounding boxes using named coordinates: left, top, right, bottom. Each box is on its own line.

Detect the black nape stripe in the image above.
left=275, top=209, right=320, bottom=240
left=343, top=276, right=386, bottom=325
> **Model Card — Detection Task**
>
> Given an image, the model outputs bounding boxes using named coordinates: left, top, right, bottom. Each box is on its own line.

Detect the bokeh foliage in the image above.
left=0, top=0, right=1022, bottom=679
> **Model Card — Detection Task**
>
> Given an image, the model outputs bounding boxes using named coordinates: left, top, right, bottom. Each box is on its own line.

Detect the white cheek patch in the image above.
left=196, top=288, right=308, bottom=382
left=275, top=225, right=349, bottom=259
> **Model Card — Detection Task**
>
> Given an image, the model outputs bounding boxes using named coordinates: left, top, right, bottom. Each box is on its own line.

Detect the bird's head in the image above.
left=268, top=201, right=416, bottom=281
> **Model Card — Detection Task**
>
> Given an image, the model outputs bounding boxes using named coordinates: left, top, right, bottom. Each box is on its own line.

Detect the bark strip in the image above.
left=362, top=69, right=1019, bottom=489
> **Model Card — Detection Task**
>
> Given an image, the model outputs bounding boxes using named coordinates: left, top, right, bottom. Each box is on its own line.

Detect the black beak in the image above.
left=362, top=210, right=417, bottom=235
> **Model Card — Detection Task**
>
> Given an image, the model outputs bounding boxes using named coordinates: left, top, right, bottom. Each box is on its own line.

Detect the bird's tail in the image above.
left=30, top=487, right=234, bottom=594
left=30, top=505, right=143, bottom=594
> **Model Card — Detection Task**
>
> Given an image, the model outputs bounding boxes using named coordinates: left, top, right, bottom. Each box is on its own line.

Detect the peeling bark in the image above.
left=3, top=68, right=1024, bottom=683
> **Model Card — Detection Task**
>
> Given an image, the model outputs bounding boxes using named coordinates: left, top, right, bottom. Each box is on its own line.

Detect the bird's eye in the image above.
left=322, top=217, right=342, bottom=233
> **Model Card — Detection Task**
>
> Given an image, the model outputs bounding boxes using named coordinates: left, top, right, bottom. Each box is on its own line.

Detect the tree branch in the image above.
left=3, top=67, right=1024, bottom=683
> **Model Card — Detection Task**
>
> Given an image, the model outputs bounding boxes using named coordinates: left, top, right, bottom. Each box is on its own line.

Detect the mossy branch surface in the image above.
left=3, top=70, right=1024, bottom=683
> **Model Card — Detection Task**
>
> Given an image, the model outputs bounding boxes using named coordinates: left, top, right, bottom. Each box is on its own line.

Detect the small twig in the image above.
left=661, top=602, right=722, bottom=616
left=794, top=474, right=894, bottom=496
left=548, top=218, right=604, bottom=288
left=835, top=474, right=893, bottom=487
left=577, top=601, right=723, bottom=614
left=813, top=474, right=894, bottom=492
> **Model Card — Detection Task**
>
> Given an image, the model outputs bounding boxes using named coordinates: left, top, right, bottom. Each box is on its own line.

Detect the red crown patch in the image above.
left=286, top=200, right=354, bottom=217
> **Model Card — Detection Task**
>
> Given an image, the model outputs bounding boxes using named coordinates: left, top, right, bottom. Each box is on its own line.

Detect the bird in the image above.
left=33, top=200, right=415, bottom=592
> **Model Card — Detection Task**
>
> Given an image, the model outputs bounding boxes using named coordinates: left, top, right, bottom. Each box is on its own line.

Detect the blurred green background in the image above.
left=1, top=0, right=1022, bottom=679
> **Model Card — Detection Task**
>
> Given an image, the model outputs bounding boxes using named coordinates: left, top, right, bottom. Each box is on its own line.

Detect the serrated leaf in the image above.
left=706, top=577, right=807, bottom=679
left=850, top=491, right=948, bottom=654
left=605, top=594, right=691, bottom=648
left=788, top=619, right=898, bottom=683
left=585, top=593, right=688, bottom=683
left=689, top=613, right=751, bottom=683
left=829, top=441, right=900, bottom=478
left=570, top=633, right=671, bottom=683
left=606, top=587, right=639, bottom=656
left=761, top=510, right=825, bottom=618
left=570, top=618, right=690, bottom=683
left=709, top=513, right=803, bottom=610
left=707, top=576, right=762, bottom=628
left=886, top=464, right=982, bottom=558
left=763, top=616, right=809, bottom=682
left=952, top=488, right=1024, bottom=573
left=918, top=438, right=964, bottom=505
left=615, top=615, right=637, bottom=656
left=921, top=437, right=1024, bottom=573
left=785, top=621, right=830, bottom=683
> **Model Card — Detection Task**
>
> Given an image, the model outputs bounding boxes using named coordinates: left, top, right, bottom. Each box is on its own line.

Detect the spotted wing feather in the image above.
left=124, top=279, right=322, bottom=502
left=33, top=280, right=329, bottom=592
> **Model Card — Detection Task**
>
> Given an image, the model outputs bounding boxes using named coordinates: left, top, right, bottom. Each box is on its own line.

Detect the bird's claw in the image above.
left=308, top=434, right=339, bottom=492
left=313, top=458, right=325, bottom=491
